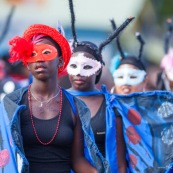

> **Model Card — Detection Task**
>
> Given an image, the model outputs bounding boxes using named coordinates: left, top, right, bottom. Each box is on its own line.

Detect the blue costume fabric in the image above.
left=68, top=85, right=173, bottom=173
left=111, top=90, right=173, bottom=173
left=0, top=87, right=109, bottom=173
left=68, top=85, right=119, bottom=173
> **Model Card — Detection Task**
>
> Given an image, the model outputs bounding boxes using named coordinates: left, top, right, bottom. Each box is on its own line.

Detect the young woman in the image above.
left=110, top=19, right=148, bottom=94
left=111, top=55, right=148, bottom=94
left=66, top=1, right=135, bottom=172
left=107, top=20, right=173, bottom=173
left=67, top=41, right=128, bottom=173
left=67, top=41, right=173, bottom=173
left=0, top=23, right=105, bottom=173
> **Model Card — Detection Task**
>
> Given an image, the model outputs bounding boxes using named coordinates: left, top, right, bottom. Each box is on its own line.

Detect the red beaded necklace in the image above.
left=28, top=85, right=63, bottom=145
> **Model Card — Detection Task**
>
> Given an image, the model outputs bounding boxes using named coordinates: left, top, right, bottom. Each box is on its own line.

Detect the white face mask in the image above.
left=113, top=67, right=146, bottom=86
left=67, top=53, right=102, bottom=77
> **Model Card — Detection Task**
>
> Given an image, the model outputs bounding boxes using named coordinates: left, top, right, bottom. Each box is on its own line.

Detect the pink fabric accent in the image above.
left=161, top=48, right=173, bottom=71
left=0, top=149, right=10, bottom=168
left=32, top=34, right=46, bottom=44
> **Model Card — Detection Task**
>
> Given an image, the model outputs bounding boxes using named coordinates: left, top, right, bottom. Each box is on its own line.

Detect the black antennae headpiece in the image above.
left=136, top=32, right=145, bottom=60
left=110, top=18, right=125, bottom=59
left=99, top=17, right=135, bottom=54
left=68, top=0, right=134, bottom=67
left=68, top=0, right=78, bottom=48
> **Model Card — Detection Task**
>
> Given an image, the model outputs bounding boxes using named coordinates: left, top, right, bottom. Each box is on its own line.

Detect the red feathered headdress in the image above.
left=9, top=36, right=33, bottom=65
left=9, top=24, right=71, bottom=74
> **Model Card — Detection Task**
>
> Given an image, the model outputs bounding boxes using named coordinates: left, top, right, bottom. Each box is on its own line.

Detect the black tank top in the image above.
left=91, top=99, right=106, bottom=157
left=20, top=92, right=75, bottom=173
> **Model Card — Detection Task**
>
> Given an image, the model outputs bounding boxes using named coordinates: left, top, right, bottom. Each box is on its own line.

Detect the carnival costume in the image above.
left=67, top=0, right=135, bottom=172
left=111, top=90, right=173, bottom=173
left=0, top=23, right=108, bottom=173
left=67, top=9, right=173, bottom=172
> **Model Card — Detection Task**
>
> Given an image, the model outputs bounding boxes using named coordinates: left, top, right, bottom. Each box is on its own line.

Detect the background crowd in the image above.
left=1, top=1, right=173, bottom=173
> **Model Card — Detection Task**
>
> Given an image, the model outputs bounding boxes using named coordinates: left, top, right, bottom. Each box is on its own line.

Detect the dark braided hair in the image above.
left=110, top=18, right=146, bottom=71
left=68, top=0, right=77, bottom=48
left=98, top=17, right=134, bottom=54
left=68, top=0, right=134, bottom=83
left=110, top=19, right=125, bottom=59
left=136, top=32, right=145, bottom=60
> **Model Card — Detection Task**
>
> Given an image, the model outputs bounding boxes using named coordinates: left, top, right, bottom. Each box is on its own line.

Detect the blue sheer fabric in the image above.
left=68, top=86, right=173, bottom=173
left=0, top=87, right=109, bottom=173
left=2, top=85, right=173, bottom=172
left=111, top=90, right=173, bottom=173
left=68, top=86, right=119, bottom=173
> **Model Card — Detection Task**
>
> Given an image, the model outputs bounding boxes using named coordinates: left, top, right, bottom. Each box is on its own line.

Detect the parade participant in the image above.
left=67, top=3, right=173, bottom=172
left=108, top=20, right=173, bottom=173
left=67, top=0, right=135, bottom=172
left=156, top=18, right=173, bottom=91
left=110, top=19, right=148, bottom=94
left=0, top=23, right=105, bottom=173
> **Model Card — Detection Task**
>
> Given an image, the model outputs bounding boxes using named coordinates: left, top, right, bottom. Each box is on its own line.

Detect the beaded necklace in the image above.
left=28, top=85, right=63, bottom=145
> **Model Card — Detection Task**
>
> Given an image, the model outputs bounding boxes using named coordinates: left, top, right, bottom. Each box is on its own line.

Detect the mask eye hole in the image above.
left=70, top=64, right=77, bottom=69
left=31, top=51, right=37, bottom=57
left=130, top=76, right=137, bottom=79
left=84, top=65, right=92, bottom=70
left=42, top=49, right=52, bottom=55
left=117, top=75, right=123, bottom=79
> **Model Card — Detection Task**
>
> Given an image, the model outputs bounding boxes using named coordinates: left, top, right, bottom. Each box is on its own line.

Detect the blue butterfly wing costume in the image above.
left=111, top=90, right=173, bottom=173
left=69, top=85, right=173, bottom=173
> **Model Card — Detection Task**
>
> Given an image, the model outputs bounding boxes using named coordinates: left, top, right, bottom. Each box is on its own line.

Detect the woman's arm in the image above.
left=116, top=115, right=127, bottom=173
left=71, top=114, right=98, bottom=173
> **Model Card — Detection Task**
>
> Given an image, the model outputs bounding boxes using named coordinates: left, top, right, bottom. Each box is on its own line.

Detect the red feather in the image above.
left=9, top=36, right=33, bottom=65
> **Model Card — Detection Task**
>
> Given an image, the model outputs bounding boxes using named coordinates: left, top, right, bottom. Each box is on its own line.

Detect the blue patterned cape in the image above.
left=111, top=90, right=173, bottom=173
left=68, top=86, right=173, bottom=173
left=68, top=86, right=121, bottom=173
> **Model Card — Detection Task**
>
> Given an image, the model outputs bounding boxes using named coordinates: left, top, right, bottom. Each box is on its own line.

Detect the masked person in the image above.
left=67, top=3, right=173, bottom=171
left=66, top=0, right=135, bottom=172
left=107, top=20, right=173, bottom=173
left=110, top=19, right=148, bottom=94
left=0, top=23, right=106, bottom=173
left=157, top=18, right=173, bottom=91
